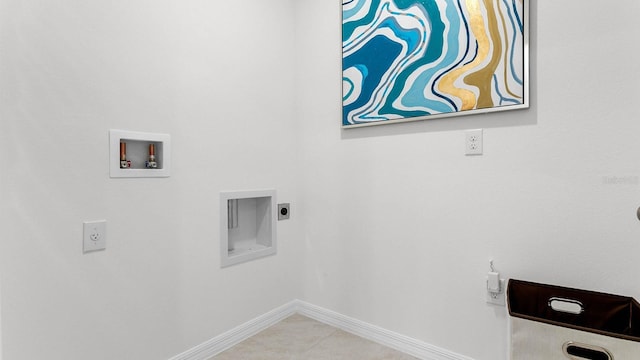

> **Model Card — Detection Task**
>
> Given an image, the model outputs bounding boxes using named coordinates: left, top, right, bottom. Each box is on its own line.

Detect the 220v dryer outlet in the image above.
left=83, top=220, right=106, bottom=253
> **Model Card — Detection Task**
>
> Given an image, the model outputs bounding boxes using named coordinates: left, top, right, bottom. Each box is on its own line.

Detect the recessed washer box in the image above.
left=109, top=129, right=171, bottom=178
left=220, top=189, right=276, bottom=267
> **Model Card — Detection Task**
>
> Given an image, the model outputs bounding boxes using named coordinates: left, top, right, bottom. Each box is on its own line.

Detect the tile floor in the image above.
left=211, top=314, right=419, bottom=360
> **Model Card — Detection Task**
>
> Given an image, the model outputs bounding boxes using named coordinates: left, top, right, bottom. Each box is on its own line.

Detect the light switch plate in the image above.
left=83, top=220, right=106, bottom=253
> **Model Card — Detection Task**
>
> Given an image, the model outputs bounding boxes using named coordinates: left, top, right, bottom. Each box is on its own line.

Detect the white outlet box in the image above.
left=465, top=129, right=483, bottom=155
left=83, top=220, right=106, bottom=253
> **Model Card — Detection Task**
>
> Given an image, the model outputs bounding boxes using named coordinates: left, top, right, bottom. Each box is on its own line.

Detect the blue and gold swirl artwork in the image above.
left=342, top=0, right=526, bottom=126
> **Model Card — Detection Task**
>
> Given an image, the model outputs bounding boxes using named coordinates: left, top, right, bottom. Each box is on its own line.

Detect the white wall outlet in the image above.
left=486, top=278, right=506, bottom=306
left=83, top=220, right=106, bottom=253
left=465, top=129, right=483, bottom=155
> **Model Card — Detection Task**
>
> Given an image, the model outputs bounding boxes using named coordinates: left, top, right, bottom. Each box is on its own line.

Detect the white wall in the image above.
left=296, top=1, right=640, bottom=360
left=0, top=1, right=303, bottom=359
left=0, top=278, right=2, bottom=360
left=4, top=1, right=640, bottom=360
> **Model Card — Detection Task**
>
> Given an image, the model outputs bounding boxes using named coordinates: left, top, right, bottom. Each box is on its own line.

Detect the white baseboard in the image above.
left=296, top=300, right=475, bottom=360
left=168, top=300, right=298, bottom=360
left=169, top=300, right=474, bottom=360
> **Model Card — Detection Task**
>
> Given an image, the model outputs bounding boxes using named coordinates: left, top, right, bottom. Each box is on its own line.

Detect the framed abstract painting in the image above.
left=342, top=0, right=529, bottom=128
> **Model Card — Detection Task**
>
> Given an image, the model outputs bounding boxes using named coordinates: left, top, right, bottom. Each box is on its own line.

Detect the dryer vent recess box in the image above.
left=220, top=189, right=277, bottom=267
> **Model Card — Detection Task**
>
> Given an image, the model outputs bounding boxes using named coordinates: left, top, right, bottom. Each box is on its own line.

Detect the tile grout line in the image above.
left=297, top=325, right=340, bottom=357
left=237, top=314, right=341, bottom=358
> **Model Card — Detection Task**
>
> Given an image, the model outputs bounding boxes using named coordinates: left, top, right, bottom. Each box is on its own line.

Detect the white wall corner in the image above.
left=168, top=301, right=299, bottom=360
left=170, top=300, right=474, bottom=360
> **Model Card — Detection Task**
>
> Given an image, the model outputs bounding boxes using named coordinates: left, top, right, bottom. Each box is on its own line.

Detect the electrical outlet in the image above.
left=83, top=220, right=106, bottom=253
left=486, top=278, right=506, bottom=306
left=278, top=203, right=290, bottom=220
left=465, top=129, right=483, bottom=155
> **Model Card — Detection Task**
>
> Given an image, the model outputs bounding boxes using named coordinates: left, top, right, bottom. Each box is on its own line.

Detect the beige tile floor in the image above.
left=211, top=314, right=419, bottom=360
